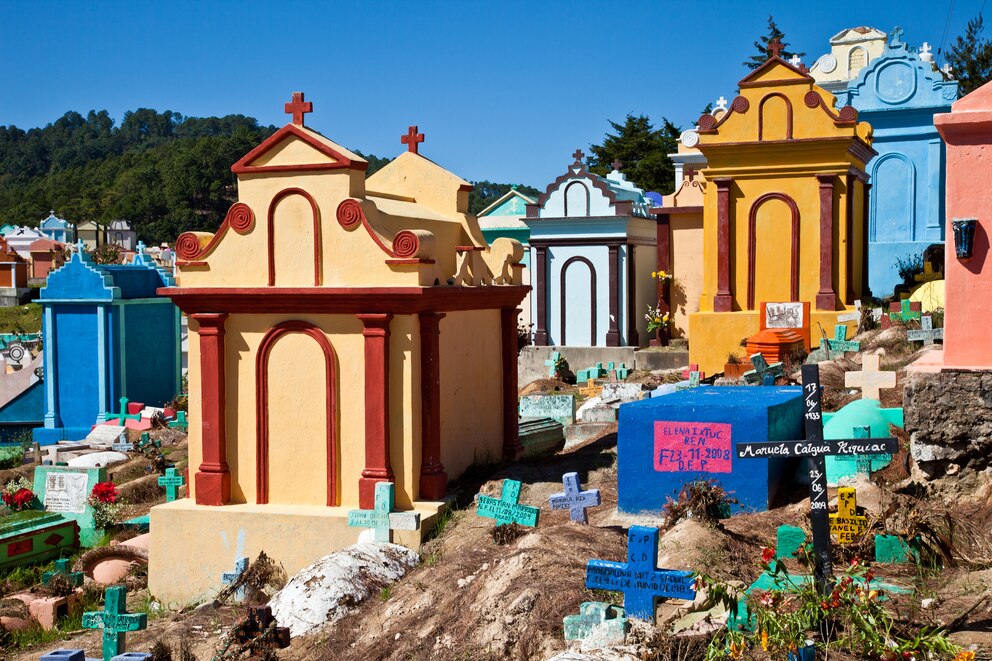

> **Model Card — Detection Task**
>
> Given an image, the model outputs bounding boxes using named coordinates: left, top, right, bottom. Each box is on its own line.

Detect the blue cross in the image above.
left=585, top=526, right=695, bottom=622
left=548, top=472, right=601, bottom=524
left=221, top=556, right=249, bottom=602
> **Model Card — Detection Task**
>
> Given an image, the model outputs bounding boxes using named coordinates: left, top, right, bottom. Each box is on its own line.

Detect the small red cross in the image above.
left=612, top=159, right=622, bottom=170
left=401, top=125, right=425, bottom=154
left=284, top=92, right=313, bottom=126
left=768, top=38, right=784, bottom=58
left=572, top=149, right=585, bottom=163
left=684, top=166, right=697, bottom=180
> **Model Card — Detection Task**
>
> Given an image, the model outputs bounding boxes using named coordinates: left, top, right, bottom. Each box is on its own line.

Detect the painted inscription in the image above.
left=654, top=421, right=732, bottom=473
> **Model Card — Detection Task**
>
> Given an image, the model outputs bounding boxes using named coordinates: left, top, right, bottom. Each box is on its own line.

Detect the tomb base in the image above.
left=33, top=426, right=95, bottom=446
left=688, top=310, right=857, bottom=377
left=148, top=498, right=445, bottom=606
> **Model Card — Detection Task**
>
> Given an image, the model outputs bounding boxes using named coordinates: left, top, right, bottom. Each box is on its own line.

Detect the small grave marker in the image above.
left=675, top=371, right=701, bottom=391
left=579, top=379, right=601, bottom=399
left=585, top=526, right=695, bottom=622
left=844, top=354, right=896, bottom=401
left=882, top=299, right=921, bottom=328
left=477, top=478, right=540, bottom=527
left=827, top=324, right=860, bottom=353
left=829, top=487, right=868, bottom=544
left=347, top=481, right=421, bottom=542
left=106, top=398, right=141, bottom=426
left=681, top=364, right=706, bottom=380
left=736, top=364, right=897, bottom=593
left=576, top=363, right=607, bottom=382
left=544, top=351, right=563, bottom=377
left=168, top=411, right=188, bottom=430
left=42, top=558, right=84, bottom=588
left=563, top=601, right=627, bottom=644
left=907, top=315, right=944, bottom=345
left=239, top=606, right=290, bottom=651
left=82, top=585, right=147, bottom=661
left=157, top=467, right=185, bottom=502
left=221, top=556, right=249, bottom=602
left=548, top=472, right=601, bottom=524
left=111, top=440, right=135, bottom=453
left=137, top=433, right=160, bottom=451
left=743, top=353, right=783, bottom=385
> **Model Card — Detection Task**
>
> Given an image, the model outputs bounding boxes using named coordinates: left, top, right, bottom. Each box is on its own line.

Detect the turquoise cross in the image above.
left=158, top=467, right=185, bottom=501
left=108, top=397, right=140, bottom=426
left=544, top=351, right=562, bottom=377
left=743, top=353, right=783, bottom=385
left=42, top=558, right=83, bottom=588
left=82, top=585, right=147, bottom=661
left=828, top=324, right=861, bottom=353
left=477, top=478, right=540, bottom=527
left=168, top=411, right=187, bottom=430
left=347, top=482, right=420, bottom=542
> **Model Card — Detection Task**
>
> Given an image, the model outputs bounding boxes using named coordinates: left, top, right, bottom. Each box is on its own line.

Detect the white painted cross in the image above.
left=789, top=54, right=803, bottom=67
left=942, top=63, right=954, bottom=76
left=844, top=354, right=896, bottom=401
left=919, top=42, right=933, bottom=62
left=715, top=96, right=728, bottom=111
left=907, top=315, right=944, bottom=346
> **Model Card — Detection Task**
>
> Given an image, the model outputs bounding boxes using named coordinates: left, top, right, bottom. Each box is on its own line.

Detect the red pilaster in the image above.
left=656, top=215, right=671, bottom=312
left=533, top=246, right=548, bottom=346
left=418, top=311, right=446, bottom=500
left=861, top=182, right=872, bottom=297
left=844, top=173, right=856, bottom=304
left=816, top=174, right=838, bottom=310
left=606, top=245, right=620, bottom=346
left=192, top=313, right=230, bottom=506
left=358, top=313, right=394, bottom=509
left=500, top=307, right=523, bottom=460
left=714, top=178, right=733, bottom=311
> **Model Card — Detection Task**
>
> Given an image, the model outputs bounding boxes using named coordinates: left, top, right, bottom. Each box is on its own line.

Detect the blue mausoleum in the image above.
left=837, top=28, right=958, bottom=296
left=34, top=245, right=181, bottom=444
left=618, top=386, right=803, bottom=514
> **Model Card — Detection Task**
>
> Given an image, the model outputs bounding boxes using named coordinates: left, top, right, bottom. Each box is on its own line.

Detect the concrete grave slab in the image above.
left=519, top=394, right=576, bottom=425
left=34, top=465, right=107, bottom=546
left=67, top=452, right=129, bottom=469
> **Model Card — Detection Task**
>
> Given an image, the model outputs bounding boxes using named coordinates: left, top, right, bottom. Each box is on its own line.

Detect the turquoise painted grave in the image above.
left=82, top=585, right=147, bottom=661
left=33, top=465, right=107, bottom=547
left=823, top=399, right=903, bottom=485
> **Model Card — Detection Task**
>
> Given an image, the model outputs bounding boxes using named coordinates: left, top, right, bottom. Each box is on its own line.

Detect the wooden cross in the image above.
left=829, top=486, right=868, bottom=545
left=238, top=606, right=290, bottom=651
left=585, top=526, right=695, bottom=622
left=284, top=91, right=313, bottom=126
left=347, top=481, right=421, bottom=542
left=108, top=397, right=140, bottom=426
left=845, top=354, right=896, bottom=400
left=158, top=467, right=185, bottom=502
left=82, top=585, right=148, bottom=661
left=548, top=472, right=601, bottom=524
left=736, top=364, right=897, bottom=593
left=768, top=37, right=785, bottom=58
left=743, top=353, right=783, bottom=385
left=572, top=149, right=585, bottom=163
left=907, top=315, right=944, bottom=346
left=221, top=556, right=249, bottom=602
left=401, top=125, right=425, bottom=154
left=827, top=324, right=860, bottom=353
left=476, top=478, right=540, bottom=527
left=579, top=379, right=601, bottom=399
left=42, top=558, right=83, bottom=588
left=611, top=159, right=622, bottom=171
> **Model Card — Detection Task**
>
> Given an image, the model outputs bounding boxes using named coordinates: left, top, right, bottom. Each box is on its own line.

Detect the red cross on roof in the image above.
left=768, top=38, right=784, bottom=58
left=572, top=149, right=585, bottom=163
left=284, top=92, right=313, bottom=126
left=401, top=125, right=425, bottom=154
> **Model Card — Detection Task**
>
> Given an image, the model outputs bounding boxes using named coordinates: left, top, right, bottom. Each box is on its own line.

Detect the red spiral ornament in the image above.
left=175, top=232, right=203, bottom=261
left=227, top=202, right=254, bottom=234
left=804, top=91, right=822, bottom=109
left=698, top=115, right=716, bottom=130
left=392, top=230, right=420, bottom=259
left=837, top=105, right=858, bottom=122
left=731, top=96, right=750, bottom=113
left=336, top=199, right=363, bottom=230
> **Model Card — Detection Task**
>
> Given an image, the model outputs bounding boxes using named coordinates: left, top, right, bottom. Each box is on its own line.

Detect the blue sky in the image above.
left=0, top=0, right=983, bottom=187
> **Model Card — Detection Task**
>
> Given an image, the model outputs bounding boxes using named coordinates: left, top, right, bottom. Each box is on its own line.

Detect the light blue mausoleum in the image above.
left=837, top=27, right=958, bottom=296
left=34, top=244, right=181, bottom=444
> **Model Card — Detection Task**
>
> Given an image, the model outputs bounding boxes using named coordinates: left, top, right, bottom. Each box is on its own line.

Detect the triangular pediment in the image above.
left=740, top=58, right=814, bottom=86
left=232, top=124, right=368, bottom=174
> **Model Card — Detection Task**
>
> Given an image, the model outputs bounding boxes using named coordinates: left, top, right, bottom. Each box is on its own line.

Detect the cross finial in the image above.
left=572, top=149, right=585, bottom=164
left=942, top=62, right=954, bottom=75
left=789, top=53, right=802, bottom=67
left=919, top=41, right=933, bottom=62
left=611, top=159, right=622, bottom=171
left=768, top=37, right=785, bottom=58
left=284, top=92, right=313, bottom=126
left=715, top=96, right=728, bottom=111
left=890, top=26, right=904, bottom=47
left=401, top=125, right=425, bottom=154
left=684, top=166, right=697, bottom=180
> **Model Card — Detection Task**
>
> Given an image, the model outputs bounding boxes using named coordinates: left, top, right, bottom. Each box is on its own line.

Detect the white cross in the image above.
left=907, top=315, right=944, bottom=346
left=919, top=42, right=933, bottom=62
left=844, top=354, right=896, bottom=401
left=942, top=63, right=954, bottom=76
left=789, top=54, right=803, bottom=67
left=715, top=96, right=728, bottom=111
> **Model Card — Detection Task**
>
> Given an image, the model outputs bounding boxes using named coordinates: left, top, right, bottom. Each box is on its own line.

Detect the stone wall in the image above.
left=905, top=370, right=992, bottom=478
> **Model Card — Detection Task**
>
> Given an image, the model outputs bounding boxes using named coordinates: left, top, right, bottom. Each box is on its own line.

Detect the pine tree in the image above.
left=946, top=14, right=992, bottom=95
left=587, top=114, right=680, bottom=194
left=744, top=15, right=805, bottom=70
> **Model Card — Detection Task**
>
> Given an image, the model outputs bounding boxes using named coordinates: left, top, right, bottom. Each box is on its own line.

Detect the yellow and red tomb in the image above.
left=149, top=93, right=527, bottom=604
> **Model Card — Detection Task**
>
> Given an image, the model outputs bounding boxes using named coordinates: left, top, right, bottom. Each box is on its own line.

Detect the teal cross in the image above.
left=347, top=482, right=421, bottom=542
left=138, top=432, right=161, bottom=450
left=108, top=397, right=140, bottom=426
left=828, top=324, right=861, bottom=353
left=42, top=558, right=83, bottom=588
left=476, top=478, right=540, bottom=527
left=544, top=351, right=562, bottom=377
left=158, top=467, right=185, bottom=501
left=168, top=411, right=188, bottom=430
left=563, top=601, right=627, bottom=642
left=676, top=371, right=701, bottom=391
left=890, top=299, right=921, bottom=323
left=81, top=585, right=147, bottom=661
left=743, top=353, right=783, bottom=385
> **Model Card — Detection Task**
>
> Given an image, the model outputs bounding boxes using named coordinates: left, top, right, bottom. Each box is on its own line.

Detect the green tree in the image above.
left=744, top=15, right=805, bottom=70
left=946, top=13, right=992, bottom=95
left=587, top=114, right=680, bottom=194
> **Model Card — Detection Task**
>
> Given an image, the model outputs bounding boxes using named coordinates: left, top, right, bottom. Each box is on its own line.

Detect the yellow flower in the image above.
left=761, top=630, right=769, bottom=651
left=954, top=651, right=976, bottom=661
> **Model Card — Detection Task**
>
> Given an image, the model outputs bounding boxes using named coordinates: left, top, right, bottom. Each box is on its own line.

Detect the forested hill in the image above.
left=0, top=109, right=539, bottom=245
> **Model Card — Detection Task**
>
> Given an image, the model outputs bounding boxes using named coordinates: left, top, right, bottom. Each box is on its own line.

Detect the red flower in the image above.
left=90, top=481, right=118, bottom=504
left=2, top=488, right=33, bottom=510
left=865, top=570, right=875, bottom=582
left=761, top=547, right=776, bottom=564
